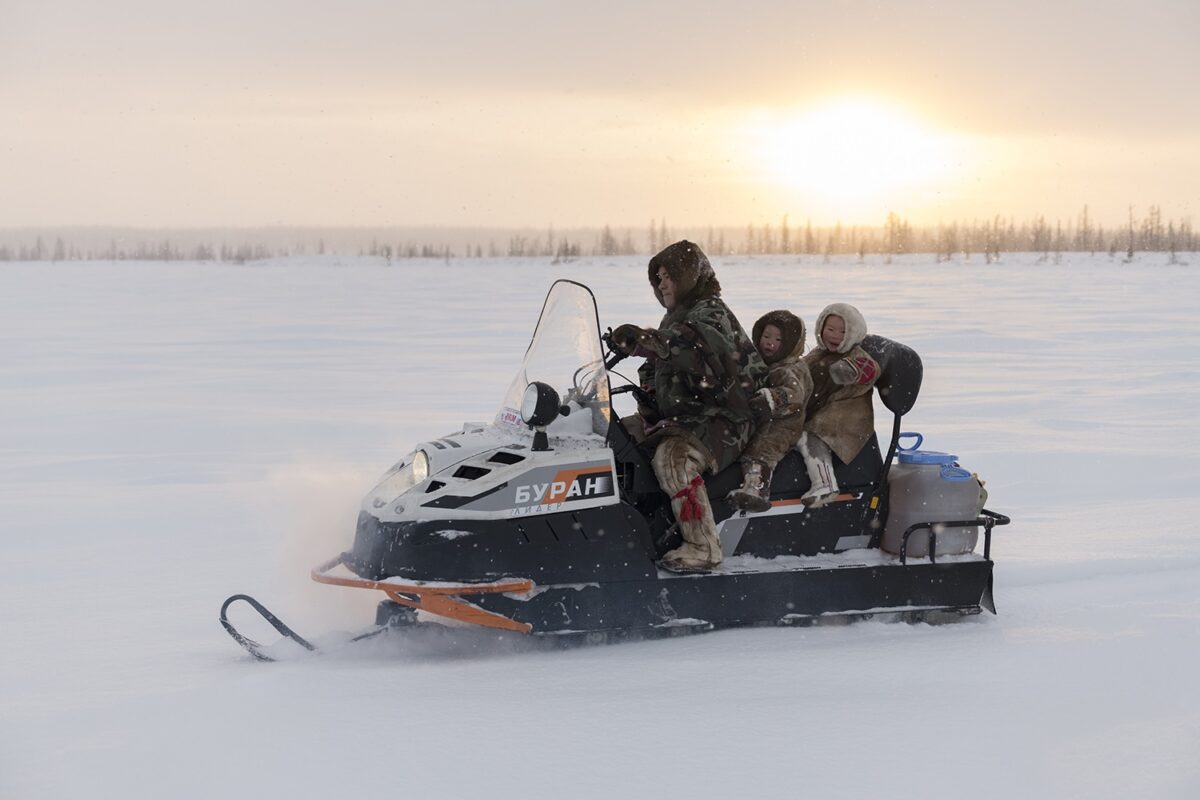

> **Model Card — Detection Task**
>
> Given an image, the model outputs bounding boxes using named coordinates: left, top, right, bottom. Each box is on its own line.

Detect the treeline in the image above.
left=0, top=237, right=282, bottom=264
left=1, top=206, right=1194, bottom=263
left=689, top=206, right=1195, bottom=262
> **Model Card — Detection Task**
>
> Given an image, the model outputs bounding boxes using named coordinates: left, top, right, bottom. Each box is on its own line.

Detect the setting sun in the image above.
left=747, top=99, right=970, bottom=221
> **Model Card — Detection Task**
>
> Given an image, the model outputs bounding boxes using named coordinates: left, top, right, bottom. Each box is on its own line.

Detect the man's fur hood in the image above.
left=647, top=240, right=722, bottom=310
left=813, top=303, right=868, bottom=354
left=752, top=309, right=806, bottom=365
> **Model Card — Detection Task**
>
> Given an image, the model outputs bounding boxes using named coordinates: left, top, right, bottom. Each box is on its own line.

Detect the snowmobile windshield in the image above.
left=495, top=280, right=611, bottom=441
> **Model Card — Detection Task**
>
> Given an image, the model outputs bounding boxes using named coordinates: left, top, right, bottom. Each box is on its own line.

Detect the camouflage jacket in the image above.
left=634, top=296, right=768, bottom=472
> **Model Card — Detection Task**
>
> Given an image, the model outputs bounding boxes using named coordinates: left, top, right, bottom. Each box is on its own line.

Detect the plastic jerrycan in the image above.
left=882, top=432, right=982, bottom=558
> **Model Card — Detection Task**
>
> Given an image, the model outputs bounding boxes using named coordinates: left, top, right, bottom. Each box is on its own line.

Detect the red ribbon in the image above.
left=672, top=475, right=706, bottom=522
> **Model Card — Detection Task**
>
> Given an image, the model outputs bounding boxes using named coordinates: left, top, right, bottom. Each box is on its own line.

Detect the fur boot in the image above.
left=727, top=461, right=772, bottom=513
left=652, top=437, right=723, bottom=571
left=799, top=432, right=839, bottom=506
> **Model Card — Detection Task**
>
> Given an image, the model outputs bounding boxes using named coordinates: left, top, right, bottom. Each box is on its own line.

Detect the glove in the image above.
left=636, top=385, right=659, bottom=420
left=749, top=387, right=776, bottom=421
left=829, top=358, right=858, bottom=385
left=830, top=355, right=879, bottom=386
left=611, top=323, right=645, bottom=355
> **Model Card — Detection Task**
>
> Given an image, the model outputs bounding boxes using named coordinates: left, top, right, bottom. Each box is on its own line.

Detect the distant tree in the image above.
left=620, top=230, right=635, bottom=255
left=884, top=212, right=902, bottom=258
left=1031, top=216, right=1050, bottom=262
left=938, top=222, right=958, bottom=262
left=985, top=216, right=1001, bottom=263
left=1126, top=205, right=1136, bottom=262
left=1141, top=205, right=1164, bottom=251
left=552, top=238, right=580, bottom=263
left=761, top=223, right=775, bottom=254
left=599, top=225, right=618, bottom=256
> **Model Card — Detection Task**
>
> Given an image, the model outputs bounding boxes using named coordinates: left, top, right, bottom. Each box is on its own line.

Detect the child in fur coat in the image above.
left=727, top=310, right=814, bottom=512
left=799, top=303, right=880, bottom=506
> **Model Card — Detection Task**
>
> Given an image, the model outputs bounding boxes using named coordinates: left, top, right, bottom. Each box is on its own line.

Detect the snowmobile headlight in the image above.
left=520, top=381, right=565, bottom=427
left=412, top=449, right=429, bottom=482
left=369, top=449, right=431, bottom=509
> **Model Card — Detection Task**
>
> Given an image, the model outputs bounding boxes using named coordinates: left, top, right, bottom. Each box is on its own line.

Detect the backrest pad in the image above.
left=860, top=334, right=923, bottom=417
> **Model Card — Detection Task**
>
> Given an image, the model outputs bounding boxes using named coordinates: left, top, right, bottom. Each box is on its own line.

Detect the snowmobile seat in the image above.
left=861, top=334, right=923, bottom=418
left=860, top=334, right=923, bottom=478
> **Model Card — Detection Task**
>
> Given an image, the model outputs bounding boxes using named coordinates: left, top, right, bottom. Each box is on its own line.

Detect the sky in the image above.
left=2, top=0, right=1198, bottom=229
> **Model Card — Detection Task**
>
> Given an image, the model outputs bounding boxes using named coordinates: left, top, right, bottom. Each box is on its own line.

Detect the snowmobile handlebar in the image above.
left=601, top=329, right=656, bottom=408
left=601, top=328, right=627, bottom=370
left=610, top=383, right=655, bottom=408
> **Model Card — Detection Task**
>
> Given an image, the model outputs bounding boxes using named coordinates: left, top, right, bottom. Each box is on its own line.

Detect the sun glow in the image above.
left=748, top=99, right=967, bottom=220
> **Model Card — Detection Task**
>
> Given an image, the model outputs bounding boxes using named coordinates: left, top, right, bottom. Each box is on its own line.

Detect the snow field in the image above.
left=2, top=253, right=1198, bottom=799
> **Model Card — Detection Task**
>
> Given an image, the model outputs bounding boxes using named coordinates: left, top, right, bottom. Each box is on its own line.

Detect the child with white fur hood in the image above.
left=800, top=302, right=880, bottom=506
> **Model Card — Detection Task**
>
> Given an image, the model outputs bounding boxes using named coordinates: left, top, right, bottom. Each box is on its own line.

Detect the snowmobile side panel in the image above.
left=467, top=557, right=994, bottom=635
left=729, top=494, right=878, bottom=557
left=349, top=502, right=659, bottom=584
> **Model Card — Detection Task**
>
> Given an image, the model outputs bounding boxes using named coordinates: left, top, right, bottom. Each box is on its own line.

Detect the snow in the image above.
left=432, top=529, right=477, bottom=540
left=2, top=253, right=1199, bottom=799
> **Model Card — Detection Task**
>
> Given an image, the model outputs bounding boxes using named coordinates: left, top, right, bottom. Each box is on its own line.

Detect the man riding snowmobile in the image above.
left=610, top=240, right=767, bottom=571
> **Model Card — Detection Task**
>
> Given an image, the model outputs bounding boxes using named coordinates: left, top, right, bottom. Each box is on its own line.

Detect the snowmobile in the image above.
left=221, top=279, right=1009, bottom=660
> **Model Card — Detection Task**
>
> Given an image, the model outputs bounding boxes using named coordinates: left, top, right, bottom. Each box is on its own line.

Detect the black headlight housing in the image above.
left=520, top=382, right=569, bottom=451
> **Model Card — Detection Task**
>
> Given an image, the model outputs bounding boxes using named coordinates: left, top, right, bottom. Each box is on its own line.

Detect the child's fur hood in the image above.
left=813, top=303, right=868, bottom=354
left=752, top=309, right=806, bottom=365
left=646, top=240, right=721, bottom=309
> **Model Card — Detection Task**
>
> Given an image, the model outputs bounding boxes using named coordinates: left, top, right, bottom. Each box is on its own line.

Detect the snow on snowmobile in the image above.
left=221, top=279, right=1009, bottom=660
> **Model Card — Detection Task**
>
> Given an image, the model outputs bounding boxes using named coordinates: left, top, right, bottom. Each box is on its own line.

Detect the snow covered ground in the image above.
left=3, top=252, right=1198, bottom=799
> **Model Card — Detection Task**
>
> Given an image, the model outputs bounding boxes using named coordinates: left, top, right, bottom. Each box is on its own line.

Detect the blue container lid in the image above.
left=897, top=449, right=959, bottom=465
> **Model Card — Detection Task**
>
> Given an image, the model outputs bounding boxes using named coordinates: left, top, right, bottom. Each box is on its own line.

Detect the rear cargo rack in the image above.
left=899, top=509, right=1010, bottom=565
